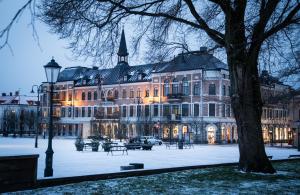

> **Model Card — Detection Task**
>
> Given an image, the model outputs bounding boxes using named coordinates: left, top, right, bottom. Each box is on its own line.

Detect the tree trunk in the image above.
left=228, top=52, right=275, bottom=173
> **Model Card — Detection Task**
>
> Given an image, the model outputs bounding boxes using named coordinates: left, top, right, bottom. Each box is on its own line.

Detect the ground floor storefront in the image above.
left=39, top=119, right=294, bottom=145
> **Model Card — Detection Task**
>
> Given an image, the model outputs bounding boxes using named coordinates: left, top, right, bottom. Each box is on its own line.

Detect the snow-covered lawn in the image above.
left=0, top=137, right=299, bottom=179
left=9, top=160, right=300, bottom=194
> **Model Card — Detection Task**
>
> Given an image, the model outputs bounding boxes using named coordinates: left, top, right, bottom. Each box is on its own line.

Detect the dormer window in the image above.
left=123, top=75, right=128, bottom=81
left=83, top=79, right=86, bottom=85
left=138, top=74, right=143, bottom=80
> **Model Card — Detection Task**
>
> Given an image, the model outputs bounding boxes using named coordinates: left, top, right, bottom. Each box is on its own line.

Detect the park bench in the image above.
left=165, top=142, right=178, bottom=149
left=124, top=143, right=142, bottom=150
left=288, top=154, right=300, bottom=158
left=183, top=142, right=194, bottom=149
left=107, top=145, right=128, bottom=155
left=141, top=144, right=154, bottom=150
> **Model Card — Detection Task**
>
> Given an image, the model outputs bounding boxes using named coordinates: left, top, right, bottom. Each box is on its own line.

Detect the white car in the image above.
left=140, top=136, right=163, bottom=145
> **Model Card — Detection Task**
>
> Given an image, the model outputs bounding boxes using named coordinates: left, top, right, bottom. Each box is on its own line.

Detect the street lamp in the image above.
left=295, top=119, right=300, bottom=151
left=135, top=96, right=143, bottom=136
left=31, top=84, right=43, bottom=148
left=43, top=58, right=61, bottom=177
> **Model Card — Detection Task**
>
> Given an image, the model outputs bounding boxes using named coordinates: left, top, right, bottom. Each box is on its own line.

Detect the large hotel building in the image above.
left=39, top=30, right=294, bottom=144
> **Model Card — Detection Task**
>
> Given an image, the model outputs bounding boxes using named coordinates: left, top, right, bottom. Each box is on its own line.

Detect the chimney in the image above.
left=1, top=93, right=6, bottom=96
left=9, top=92, right=13, bottom=96
left=15, top=91, right=19, bottom=96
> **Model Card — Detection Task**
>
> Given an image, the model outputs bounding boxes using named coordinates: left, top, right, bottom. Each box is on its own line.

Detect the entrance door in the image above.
left=207, top=125, right=216, bottom=144
left=207, top=130, right=215, bottom=144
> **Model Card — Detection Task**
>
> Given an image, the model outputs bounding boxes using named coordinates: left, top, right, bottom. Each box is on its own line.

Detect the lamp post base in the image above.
left=44, top=149, right=54, bottom=177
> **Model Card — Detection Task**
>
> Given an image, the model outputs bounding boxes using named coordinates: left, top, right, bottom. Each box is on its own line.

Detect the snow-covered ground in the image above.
left=0, top=137, right=299, bottom=179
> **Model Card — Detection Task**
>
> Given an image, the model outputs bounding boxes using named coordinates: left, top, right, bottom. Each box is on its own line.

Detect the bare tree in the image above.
left=1, top=0, right=300, bottom=173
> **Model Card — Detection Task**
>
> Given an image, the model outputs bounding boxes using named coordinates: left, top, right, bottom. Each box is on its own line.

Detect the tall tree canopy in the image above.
left=1, top=0, right=300, bottom=173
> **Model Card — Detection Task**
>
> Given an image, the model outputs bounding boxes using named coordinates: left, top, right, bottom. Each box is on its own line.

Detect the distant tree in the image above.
left=1, top=0, right=300, bottom=173
left=190, top=117, right=203, bottom=143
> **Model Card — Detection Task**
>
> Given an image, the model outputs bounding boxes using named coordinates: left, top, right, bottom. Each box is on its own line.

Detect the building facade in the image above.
left=39, top=30, right=293, bottom=144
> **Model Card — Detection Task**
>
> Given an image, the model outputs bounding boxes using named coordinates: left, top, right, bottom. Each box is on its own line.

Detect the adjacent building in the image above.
left=0, top=92, right=38, bottom=136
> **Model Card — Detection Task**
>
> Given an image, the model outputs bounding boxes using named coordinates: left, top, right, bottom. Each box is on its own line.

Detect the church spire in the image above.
left=117, top=29, right=128, bottom=63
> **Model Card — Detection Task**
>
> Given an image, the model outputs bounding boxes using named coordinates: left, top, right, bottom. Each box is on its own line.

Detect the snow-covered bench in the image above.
left=107, top=145, right=128, bottom=155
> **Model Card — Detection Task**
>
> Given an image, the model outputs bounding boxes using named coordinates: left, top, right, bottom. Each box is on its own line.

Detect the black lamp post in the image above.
left=43, top=58, right=61, bottom=177
left=31, top=84, right=43, bottom=148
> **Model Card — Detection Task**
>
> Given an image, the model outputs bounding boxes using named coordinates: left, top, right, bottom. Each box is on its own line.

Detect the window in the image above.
left=88, top=107, right=92, bottom=117
left=122, top=106, right=127, bottom=117
left=145, top=105, right=150, bottom=117
left=137, top=105, right=141, bottom=117
left=145, top=89, right=150, bottom=97
left=222, top=104, right=225, bottom=117
left=101, top=91, right=105, bottom=100
left=222, top=85, right=226, bottom=96
left=209, top=84, right=216, bottom=95
left=130, top=106, right=134, bottom=117
left=163, top=80, right=169, bottom=96
left=68, top=92, right=72, bottom=101
left=228, top=86, right=231, bottom=96
left=154, top=87, right=158, bottom=97
left=122, top=89, right=127, bottom=98
left=93, top=107, right=98, bottom=117
left=194, top=104, right=199, bottom=116
left=182, top=104, right=189, bottom=116
left=82, top=92, right=86, bottom=100
left=75, top=107, right=79, bottom=117
left=107, top=90, right=113, bottom=98
left=138, top=74, right=143, bottom=80
left=61, top=107, right=66, bottom=117
left=87, top=92, right=92, bottom=100
left=182, top=78, right=189, bottom=96
left=193, top=82, right=200, bottom=95
left=123, top=75, right=127, bottom=81
left=163, top=105, right=170, bottom=116
left=93, top=91, right=97, bottom=100
left=137, top=88, right=141, bottom=98
left=61, top=91, right=66, bottom=101
left=68, top=107, right=72, bottom=117
left=209, top=103, right=215, bottom=117
left=154, top=105, right=159, bottom=116
left=172, top=78, right=179, bottom=94
left=114, top=90, right=119, bottom=99
left=226, top=105, right=231, bottom=117
left=130, top=89, right=134, bottom=98
left=82, top=107, right=86, bottom=117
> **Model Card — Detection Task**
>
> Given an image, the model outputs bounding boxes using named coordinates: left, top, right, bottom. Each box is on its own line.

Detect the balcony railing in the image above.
left=95, top=111, right=120, bottom=119
left=167, top=93, right=183, bottom=101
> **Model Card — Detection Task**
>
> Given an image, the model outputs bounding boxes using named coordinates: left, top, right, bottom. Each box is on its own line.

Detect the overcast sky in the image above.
left=0, top=1, right=97, bottom=96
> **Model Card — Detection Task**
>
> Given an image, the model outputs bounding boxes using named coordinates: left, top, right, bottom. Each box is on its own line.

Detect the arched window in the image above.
left=93, top=91, right=98, bottom=100
left=107, top=90, right=113, bottom=97
left=182, top=77, right=189, bottom=96
left=87, top=91, right=92, bottom=100
left=172, top=78, right=179, bottom=94
left=193, top=82, right=200, bottom=95
left=81, top=92, right=86, bottom=100
left=114, top=90, right=119, bottom=99
left=163, top=79, right=169, bottom=96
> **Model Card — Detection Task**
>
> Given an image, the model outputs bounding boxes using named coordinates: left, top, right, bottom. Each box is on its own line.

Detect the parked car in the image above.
left=140, top=136, right=163, bottom=145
